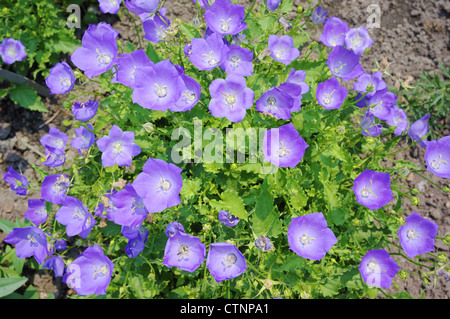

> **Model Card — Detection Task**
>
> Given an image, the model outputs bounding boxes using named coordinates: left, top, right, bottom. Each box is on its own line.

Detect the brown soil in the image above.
left=0, top=0, right=448, bottom=299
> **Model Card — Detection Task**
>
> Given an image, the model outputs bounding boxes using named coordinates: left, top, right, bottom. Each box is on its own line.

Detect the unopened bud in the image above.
left=443, top=187, right=450, bottom=193
left=397, top=270, right=408, bottom=280
left=410, top=197, right=420, bottom=206
left=410, top=188, right=421, bottom=195
left=437, top=253, right=448, bottom=264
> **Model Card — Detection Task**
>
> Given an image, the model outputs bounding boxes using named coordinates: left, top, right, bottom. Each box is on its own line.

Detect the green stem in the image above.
left=412, top=171, right=446, bottom=192
left=125, top=9, right=143, bottom=49
left=390, top=253, right=434, bottom=270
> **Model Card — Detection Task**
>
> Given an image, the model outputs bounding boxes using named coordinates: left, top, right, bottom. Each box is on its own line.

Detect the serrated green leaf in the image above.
left=219, top=190, right=247, bottom=220
left=8, top=84, right=48, bottom=112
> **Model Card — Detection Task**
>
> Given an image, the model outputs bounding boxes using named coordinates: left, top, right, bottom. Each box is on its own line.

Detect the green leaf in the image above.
left=219, top=190, right=247, bottom=220
left=250, top=178, right=282, bottom=237
left=179, top=23, right=201, bottom=41
left=13, top=253, right=24, bottom=275
left=8, top=84, right=48, bottom=112
left=145, top=43, right=161, bottom=63
left=0, top=277, right=28, bottom=298
left=180, top=177, right=202, bottom=200
left=0, top=218, right=15, bottom=234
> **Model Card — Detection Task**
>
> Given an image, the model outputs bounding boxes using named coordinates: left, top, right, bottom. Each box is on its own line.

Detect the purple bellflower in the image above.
left=255, top=235, right=274, bottom=252
left=115, top=49, right=154, bottom=89
left=287, top=212, right=338, bottom=260
left=122, top=225, right=149, bottom=258
left=366, top=90, right=397, bottom=121
left=359, top=249, right=400, bottom=289
left=125, top=0, right=159, bottom=21
left=71, top=124, right=96, bottom=156
left=43, top=256, right=65, bottom=277
left=312, top=6, right=328, bottom=24
left=385, top=105, right=408, bottom=136
left=256, top=87, right=294, bottom=120
left=96, top=125, right=142, bottom=167
left=320, top=17, right=348, bottom=48
left=316, top=77, right=348, bottom=110
left=208, top=74, right=254, bottom=123
left=24, top=199, right=48, bottom=226
left=220, top=44, right=253, bottom=76
left=98, top=0, right=122, bottom=14
left=4, top=226, right=50, bottom=264
left=398, top=212, right=438, bottom=258
left=425, top=135, right=450, bottom=178
left=352, top=169, right=394, bottom=210
left=43, top=146, right=66, bottom=168
left=95, top=189, right=119, bottom=222
left=143, top=8, right=171, bottom=43
left=40, top=127, right=68, bottom=152
left=218, top=210, right=239, bottom=227
left=71, top=23, right=118, bottom=79
left=71, top=100, right=99, bottom=122
left=277, top=82, right=303, bottom=113
left=110, top=184, right=148, bottom=228
left=0, top=38, right=27, bottom=64
left=327, top=45, right=364, bottom=81
left=408, top=114, right=430, bottom=148
left=41, top=174, right=70, bottom=204
left=163, top=232, right=206, bottom=273
left=3, top=166, right=29, bottom=196
left=204, top=0, right=247, bottom=37
left=268, top=35, right=299, bottom=65
left=206, top=242, right=247, bottom=282
left=344, top=26, right=374, bottom=55
left=360, top=111, right=382, bottom=137
left=353, top=71, right=387, bottom=98
left=188, top=32, right=229, bottom=71
left=165, top=221, right=185, bottom=237
left=286, top=68, right=310, bottom=96
left=132, top=59, right=184, bottom=112
left=170, top=65, right=202, bottom=112
left=45, top=62, right=75, bottom=95
left=263, top=123, right=309, bottom=168
left=55, top=196, right=96, bottom=238
left=63, top=244, right=114, bottom=295
left=266, top=0, right=282, bottom=11
left=132, top=157, right=183, bottom=214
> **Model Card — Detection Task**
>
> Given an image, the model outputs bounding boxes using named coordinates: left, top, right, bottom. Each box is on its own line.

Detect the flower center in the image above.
left=93, top=265, right=109, bottom=279
left=155, top=84, right=168, bottom=98
left=278, top=141, right=291, bottom=158
left=7, top=47, right=17, bottom=57
left=360, top=180, right=377, bottom=199
left=274, top=49, right=284, bottom=59
left=223, top=253, right=237, bottom=268
left=322, top=89, right=335, bottom=105
left=96, top=49, right=112, bottom=65
left=299, top=233, right=314, bottom=245
left=60, top=77, right=71, bottom=89
left=267, top=97, right=278, bottom=109
left=112, top=141, right=123, bottom=156
left=203, top=51, right=219, bottom=67
left=157, top=178, right=171, bottom=191
left=182, top=90, right=196, bottom=103
left=230, top=55, right=241, bottom=69
left=430, top=154, right=447, bottom=171
left=27, top=234, right=39, bottom=247
left=332, top=61, right=346, bottom=75
left=72, top=207, right=86, bottom=220
left=407, top=229, right=420, bottom=240
left=177, top=245, right=190, bottom=260
left=220, top=18, right=232, bottom=32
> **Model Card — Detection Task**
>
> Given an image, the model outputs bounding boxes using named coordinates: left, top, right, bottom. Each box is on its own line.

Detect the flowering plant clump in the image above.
left=1, top=0, right=449, bottom=300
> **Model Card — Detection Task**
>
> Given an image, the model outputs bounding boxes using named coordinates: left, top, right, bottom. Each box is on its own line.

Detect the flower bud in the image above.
left=263, top=279, right=273, bottom=290
left=443, top=234, right=450, bottom=245
left=410, top=188, right=421, bottom=195
left=410, top=197, right=420, bottom=206
left=443, top=187, right=450, bottom=193
left=142, top=122, right=155, bottom=133
left=297, top=6, right=303, bottom=13
left=437, top=253, right=448, bottom=264
left=397, top=270, right=408, bottom=280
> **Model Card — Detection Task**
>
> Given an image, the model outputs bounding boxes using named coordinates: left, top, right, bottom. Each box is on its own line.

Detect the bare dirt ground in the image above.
left=0, top=0, right=448, bottom=299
